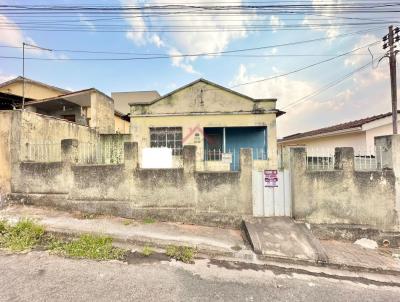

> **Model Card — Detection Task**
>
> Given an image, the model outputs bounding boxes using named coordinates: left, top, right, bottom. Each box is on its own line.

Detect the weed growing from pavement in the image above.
left=49, top=234, right=126, bottom=261
left=0, top=219, right=45, bottom=251
left=143, top=218, right=156, bottom=224
left=0, top=220, right=7, bottom=235
left=122, top=220, right=134, bottom=226
left=166, top=245, right=196, bottom=263
left=142, top=246, right=154, bottom=257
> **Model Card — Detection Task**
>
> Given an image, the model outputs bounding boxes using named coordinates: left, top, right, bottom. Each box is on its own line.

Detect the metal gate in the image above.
left=252, top=169, right=291, bottom=217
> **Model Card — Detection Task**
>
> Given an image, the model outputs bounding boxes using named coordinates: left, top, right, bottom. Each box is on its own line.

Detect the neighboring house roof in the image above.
left=111, top=90, right=160, bottom=114
left=128, top=78, right=277, bottom=106
left=280, top=112, right=398, bottom=142
left=24, top=88, right=113, bottom=107
left=0, top=76, right=70, bottom=95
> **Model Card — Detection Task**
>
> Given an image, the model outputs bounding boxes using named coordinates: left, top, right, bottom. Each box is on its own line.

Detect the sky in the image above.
left=0, top=0, right=397, bottom=137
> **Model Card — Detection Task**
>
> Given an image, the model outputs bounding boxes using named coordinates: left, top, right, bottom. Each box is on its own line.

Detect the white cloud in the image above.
left=169, top=48, right=199, bottom=74
left=121, top=0, right=258, bottom=73
left=0, top=14, right=25, bottom=47
left=150, top=34, right=164, bottom=48
left=302, top=0, right=342, bottom=40
left=230, top=61, right=391, bottom=137
left=0, top=71, right=15, bottom=84
left=0, top=14, right=48, bottom=57
left=344, top=34, right=380, bottom=67
left=79, top=14, right=96, bottom=31
left=270, top=16, right=284, bottom=32
left=123, top=0, right=147, bottom=45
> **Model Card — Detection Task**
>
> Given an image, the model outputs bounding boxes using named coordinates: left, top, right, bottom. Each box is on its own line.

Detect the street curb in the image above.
left=45, top=227, right=400, bottom=281
left=208, top=258, right=400, bottom=288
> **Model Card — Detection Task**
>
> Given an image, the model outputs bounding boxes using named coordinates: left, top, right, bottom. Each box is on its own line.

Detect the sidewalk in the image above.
left=0, top=205, right=248, bottom=257
left=1, top=204, right=399, bottom=277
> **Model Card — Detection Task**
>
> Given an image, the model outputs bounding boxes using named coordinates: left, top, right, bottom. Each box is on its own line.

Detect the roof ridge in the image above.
left=281, top=111, right=398, bottom=141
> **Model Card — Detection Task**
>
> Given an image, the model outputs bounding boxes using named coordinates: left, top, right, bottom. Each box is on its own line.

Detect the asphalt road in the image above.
left=0, top=251, right=399, bottom=302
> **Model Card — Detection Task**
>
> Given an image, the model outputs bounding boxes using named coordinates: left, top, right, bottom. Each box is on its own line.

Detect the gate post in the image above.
left=124, top=142, right=138, bottom=172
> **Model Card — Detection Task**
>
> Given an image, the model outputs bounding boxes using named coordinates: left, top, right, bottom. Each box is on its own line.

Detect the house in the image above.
left=0, top=77, right=130, bottom=134
left=129, top=78, right=284, bottom=171
left=111, top=90, right=161, bottom=115
left=279, top=112, right=400, bottom=156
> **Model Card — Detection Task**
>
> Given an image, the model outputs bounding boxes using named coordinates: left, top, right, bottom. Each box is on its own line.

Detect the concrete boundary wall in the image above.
left=9, top=139, right=254, bottom=227
left=290, top=135, right=400, bottom=230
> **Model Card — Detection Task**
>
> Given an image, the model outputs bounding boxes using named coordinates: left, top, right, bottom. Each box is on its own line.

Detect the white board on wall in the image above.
left=142, top=148, right=173, bottom=168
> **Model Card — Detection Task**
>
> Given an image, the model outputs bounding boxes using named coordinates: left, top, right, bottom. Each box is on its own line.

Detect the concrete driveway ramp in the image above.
left=243, top=217, right=328, bottom=264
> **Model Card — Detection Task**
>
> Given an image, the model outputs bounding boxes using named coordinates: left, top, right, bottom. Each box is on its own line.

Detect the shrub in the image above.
left=142, top=246, right=154, bottom=257
left=51, top=234, right=126, bottom=260
left=166, top=245, right=196, bottom=263
left=143, top=218, right=155, bottom=224
left=0, top=219, right=8, bottom=235
left=1, top=219, right=44, bottom=251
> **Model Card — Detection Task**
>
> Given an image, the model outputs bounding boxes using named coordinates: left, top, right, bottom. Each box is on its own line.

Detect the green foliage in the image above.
left=165, top=245, right=196, bottom=263
left=0, top=219, right=44, bottom=251
left=82, top=213, right=98, bottom=219
left=0, top=220, right=8, bottom=235
left=50, top=234, right=126, bottom=260
left=143, top=218, right=155, bottom=224
left=142, top=246, right=154, bottom=257
left=122, top=220, right=133, bottom=226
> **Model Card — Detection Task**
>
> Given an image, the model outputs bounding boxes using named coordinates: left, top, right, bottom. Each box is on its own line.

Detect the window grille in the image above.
left=150, top=127, right=183, bottom=156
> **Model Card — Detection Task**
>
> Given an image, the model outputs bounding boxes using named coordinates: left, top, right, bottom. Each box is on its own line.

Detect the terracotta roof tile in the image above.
left=281, top=112, right=398, bottom=141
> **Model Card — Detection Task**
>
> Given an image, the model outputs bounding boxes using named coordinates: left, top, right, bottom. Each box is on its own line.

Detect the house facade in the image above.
left=279, top=112, right=400, bottom=156
left=130, top=78, right=283, bottom=171
left=0, top=77, right=129, bottom=134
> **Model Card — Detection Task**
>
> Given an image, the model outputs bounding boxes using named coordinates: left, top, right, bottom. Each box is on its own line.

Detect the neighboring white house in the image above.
left=278, top=111, right=400, bottom=156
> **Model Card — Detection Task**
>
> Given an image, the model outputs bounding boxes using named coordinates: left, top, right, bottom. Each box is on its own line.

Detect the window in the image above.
left=150, top=127, right=183, bottom=155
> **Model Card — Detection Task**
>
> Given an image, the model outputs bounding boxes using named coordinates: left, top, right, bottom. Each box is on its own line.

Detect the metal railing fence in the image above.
left=354, top=146, right=383, bottom=171
left=78, top=141, right=124, bottom=164
left=306, top=148, right=335, bottom=171
left=25, top=142, right=61, bottom=162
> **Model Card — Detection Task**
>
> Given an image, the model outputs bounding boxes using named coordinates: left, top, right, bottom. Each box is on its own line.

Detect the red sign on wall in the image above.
left=264, top=170, right=278, bottom=187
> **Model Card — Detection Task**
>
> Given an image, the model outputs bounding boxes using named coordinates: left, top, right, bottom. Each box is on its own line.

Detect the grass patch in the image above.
left=122, top=220, right=134, bottom=226
left=81, top=213, right=98, bottom=219
left=49, top=234, right=126, bottom=261
left=142, top=246, right=154, bottom=257
left=0, top=219, right=45, bottom=252
left=166, top=245, right=196, bottom=263
left=143, top=218, right=155, bottom=224
left=0, top=219, right=7, bottom=235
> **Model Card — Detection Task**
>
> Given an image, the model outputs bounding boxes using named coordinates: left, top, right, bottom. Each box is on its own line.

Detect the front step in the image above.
left=243, top=217, right=328, bottom=264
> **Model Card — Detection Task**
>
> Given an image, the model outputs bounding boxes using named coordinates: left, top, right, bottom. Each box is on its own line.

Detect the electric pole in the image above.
left=383, top=26, right=400, bottom=134
left=21, top=42, right=52, bottom=110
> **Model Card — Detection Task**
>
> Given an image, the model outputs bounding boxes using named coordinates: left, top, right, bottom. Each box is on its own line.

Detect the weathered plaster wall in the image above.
left=291, top=147, right=398, bottom=229
left=18, top=110, right=99, bottom=160
left=130, top=81, right=278, bottom=171
left=0, top=111, right=99, bottom=195
left=279, top=131, right=367, bottom=154
left=114, top=115, right=130, bottom=134
left=15, top=162, right=67, bottom=194
left=90, top=91, right=115, bottom=134
left=131, top=81, right=276, bottom=115
left=131, top=114, right=277, bottom=170
left=0, top=111, right=12, bottom=205
left=10, top=142, right=253, bottom=227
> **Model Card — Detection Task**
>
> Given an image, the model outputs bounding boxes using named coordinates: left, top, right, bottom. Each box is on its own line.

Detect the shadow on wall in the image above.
left=290, top=135, right=400, bottom=230
left=9, top=139, right=254, bottom=227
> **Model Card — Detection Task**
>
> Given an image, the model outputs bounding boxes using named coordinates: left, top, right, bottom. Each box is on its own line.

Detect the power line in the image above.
left=0, top=27, right=384, bottom=60
left=231, top=41, right=380, bottom=87
left=281, top=59, right=378, bottom=111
